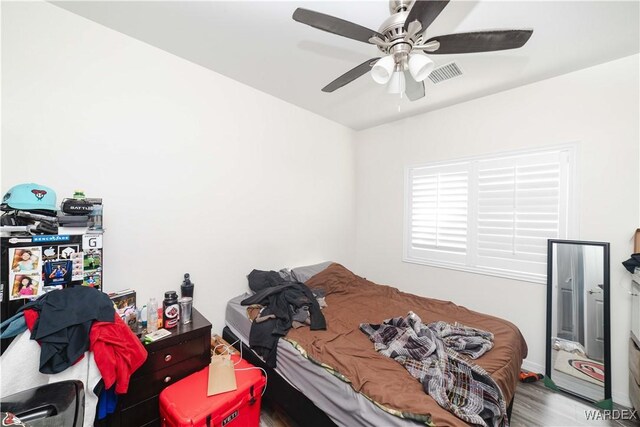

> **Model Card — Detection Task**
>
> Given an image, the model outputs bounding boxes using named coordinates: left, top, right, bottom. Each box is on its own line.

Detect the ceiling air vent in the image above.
left=428, top=62, right=463, bottom=84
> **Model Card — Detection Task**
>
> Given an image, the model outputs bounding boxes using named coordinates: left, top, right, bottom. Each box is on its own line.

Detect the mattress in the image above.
left=225, top=293, right=417, bottom=427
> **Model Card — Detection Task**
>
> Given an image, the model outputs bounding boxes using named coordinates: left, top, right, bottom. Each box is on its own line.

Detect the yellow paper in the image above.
left=207, top=354, right=237, bottom=396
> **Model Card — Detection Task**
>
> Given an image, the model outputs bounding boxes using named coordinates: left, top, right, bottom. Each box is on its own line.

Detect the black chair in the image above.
left=0, top=380, right=84, bottom=426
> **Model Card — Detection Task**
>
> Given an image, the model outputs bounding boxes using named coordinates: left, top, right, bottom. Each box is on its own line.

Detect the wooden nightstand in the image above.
left=108, top=307, right=211, bottom=426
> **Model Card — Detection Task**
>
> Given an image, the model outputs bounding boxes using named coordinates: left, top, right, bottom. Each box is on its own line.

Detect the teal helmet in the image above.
left=1, top=183, right=58, bottom=213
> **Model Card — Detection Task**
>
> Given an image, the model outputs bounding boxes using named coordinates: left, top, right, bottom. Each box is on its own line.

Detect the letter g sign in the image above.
left=83, top=234, right=103, bottom=250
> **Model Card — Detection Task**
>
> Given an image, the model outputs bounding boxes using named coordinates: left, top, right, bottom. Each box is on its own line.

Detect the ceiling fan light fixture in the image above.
left=292, top=3, right=533, bottom=103
left=408, top=54, right=435, bottom=82
left=387, top=71, right=406, bottom=94
left=371, top=55, right=395, bottom=84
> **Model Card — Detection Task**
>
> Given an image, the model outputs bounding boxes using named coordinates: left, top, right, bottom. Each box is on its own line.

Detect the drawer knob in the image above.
left=164, top=376, right=172, bottom=383
left=164, top=354, right=172, bottom=362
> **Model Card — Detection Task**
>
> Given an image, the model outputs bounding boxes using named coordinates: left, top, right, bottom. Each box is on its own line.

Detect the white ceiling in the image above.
left=52, top=1, right=640, bottom=130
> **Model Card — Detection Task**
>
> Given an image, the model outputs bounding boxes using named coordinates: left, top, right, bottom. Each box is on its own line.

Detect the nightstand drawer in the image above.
left=122, top=353, right=210, bottom=407
left=137, top=333, right=209, bottom=376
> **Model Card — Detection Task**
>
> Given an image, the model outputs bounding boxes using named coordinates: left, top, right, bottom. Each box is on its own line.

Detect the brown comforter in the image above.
left=285, top=264, right=528, bottom=426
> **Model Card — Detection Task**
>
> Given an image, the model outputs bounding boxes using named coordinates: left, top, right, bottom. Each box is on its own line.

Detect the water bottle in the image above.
left=141, top=305, right=148, bottom=329
left=90, top=204, right=103, bottom=230
left=147, top=298, right=158, bottom=333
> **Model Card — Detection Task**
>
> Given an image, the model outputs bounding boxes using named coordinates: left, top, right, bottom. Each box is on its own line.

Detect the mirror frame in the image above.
left=545, top=239, right=611, bottom=408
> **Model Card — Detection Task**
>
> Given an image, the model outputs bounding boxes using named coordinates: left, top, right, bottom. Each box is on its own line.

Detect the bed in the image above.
left=224, top=263, right=527, bottom=426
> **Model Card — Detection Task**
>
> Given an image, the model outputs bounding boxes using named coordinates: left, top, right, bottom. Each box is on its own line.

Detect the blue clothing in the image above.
left=0, top=312, right=27, bottom=338
left=97, top=387, right=118, bottom=419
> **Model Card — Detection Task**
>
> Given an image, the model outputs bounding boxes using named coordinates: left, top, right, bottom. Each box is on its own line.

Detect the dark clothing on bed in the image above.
left=241, top=270, right=326, bottom=367
left=246, top=307, right=280, bottom=367
left=243, top=270, right=326, bottom=331
left=247, top=269, right=284, bottom=292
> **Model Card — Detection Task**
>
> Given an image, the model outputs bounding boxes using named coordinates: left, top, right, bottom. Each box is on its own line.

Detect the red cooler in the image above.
left=160, top=355, right=266, bottom=427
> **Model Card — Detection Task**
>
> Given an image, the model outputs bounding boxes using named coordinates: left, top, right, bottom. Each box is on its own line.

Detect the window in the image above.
left=404, top=145, right=576, bottom=283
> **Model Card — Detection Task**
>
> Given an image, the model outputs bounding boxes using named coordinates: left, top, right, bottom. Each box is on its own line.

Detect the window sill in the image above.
left=402, top=256, right=546, bottom=285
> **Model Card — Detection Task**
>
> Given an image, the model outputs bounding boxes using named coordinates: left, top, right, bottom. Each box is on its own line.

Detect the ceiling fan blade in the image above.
left=403, top=0, right=450, bottom=33
left=322, top=58, right=380, bottom=93
left=293, top=8, right=383, bottom=44
left=404, top=71, right=425, bottom=101
left=426, top=30, right=533, bottom=54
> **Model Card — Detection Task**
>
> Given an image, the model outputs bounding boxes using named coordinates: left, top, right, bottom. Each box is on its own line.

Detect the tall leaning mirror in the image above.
left=545, top=240, right=611, bottom=408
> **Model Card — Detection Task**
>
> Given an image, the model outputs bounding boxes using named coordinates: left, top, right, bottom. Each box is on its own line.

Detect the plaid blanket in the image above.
left=360, top=312, right=508, bottom=427
left=429, top=320, right=494, bottom=359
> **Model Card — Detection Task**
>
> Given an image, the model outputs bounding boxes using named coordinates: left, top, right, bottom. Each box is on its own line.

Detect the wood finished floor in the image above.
left=259, top=381, right=639, bottom=427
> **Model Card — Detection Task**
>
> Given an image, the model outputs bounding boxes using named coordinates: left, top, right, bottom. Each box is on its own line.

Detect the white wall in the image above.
left=1, top=1, right=356, bottom=333
left=354, top=54, right=639, bottom=405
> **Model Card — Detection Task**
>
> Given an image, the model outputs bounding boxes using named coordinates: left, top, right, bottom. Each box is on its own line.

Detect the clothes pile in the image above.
left=360, top=311, right=507, bottom=427
left=0, top=286, right=147, bottom=422
left=241, top=269, right=326, bottom=368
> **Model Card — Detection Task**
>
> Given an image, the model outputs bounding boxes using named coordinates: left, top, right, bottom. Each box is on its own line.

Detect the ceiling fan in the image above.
left=292, top=0, right=533, bottom=101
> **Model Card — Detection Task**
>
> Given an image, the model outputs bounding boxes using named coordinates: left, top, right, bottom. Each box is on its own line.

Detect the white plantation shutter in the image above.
left=474, top=150, right=570, bottom=279
left=405, top=146, right=574, bottom=283
left=407, top=163, right=469, bottom=265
